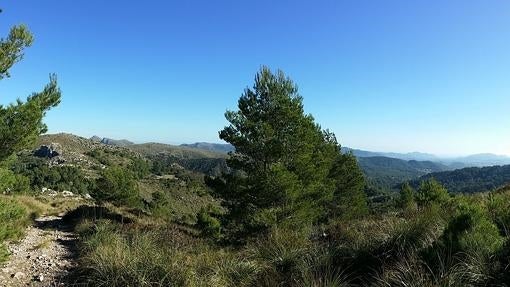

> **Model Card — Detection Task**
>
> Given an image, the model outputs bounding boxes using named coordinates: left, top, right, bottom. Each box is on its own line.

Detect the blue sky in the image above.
left=1, top=1, right=509, bottom=156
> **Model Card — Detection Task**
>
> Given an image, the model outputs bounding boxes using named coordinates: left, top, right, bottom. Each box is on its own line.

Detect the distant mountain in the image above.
left=180, top=142, right=234, bottom=154
left=129, top=143, right=226, bottom=159
left=445, top=154, right=510, bottom=167
left=343, top=147, right=439, bottom=162
left=344, top=147, right=510, bottom=168
left=90, top=135, right=102, bottom=142
left=358, top=156, right=450, bottom=191
left=411, top=164, right=510, bottom=194
left=90, top=136, right=134, bottom=147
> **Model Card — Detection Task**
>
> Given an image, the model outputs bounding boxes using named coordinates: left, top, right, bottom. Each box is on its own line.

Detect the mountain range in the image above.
left=35, top=134, right=510, bottom=194
left=89, top=136, right=510, bottom=168
left=342, top=147, right=510, bottom=168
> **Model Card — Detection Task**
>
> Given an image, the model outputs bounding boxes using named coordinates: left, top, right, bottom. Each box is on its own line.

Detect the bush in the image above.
left=128, top=157, right=151, bottom=179
left=416, top=178, right=449, bottom=206
left=396, top=182, right=416, bottom=210
left=0, top=197, right=30, bottom=262
left=197, top=208, right=221, bottom=239
left=444, top=200, right=504, bottom=256
left=487, top=191, right=510, bottom=236
left=10, top=156, right=92, bottom=194
left=94, top=166, right=140, bottom=208
left=0, top=168, right=30, bottom=194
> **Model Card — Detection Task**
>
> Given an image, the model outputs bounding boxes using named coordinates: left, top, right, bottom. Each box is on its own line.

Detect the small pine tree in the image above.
left=94, top=167, right=140, bottom=207
left=397, top=182, right=416, bottom=210
left=416, top=178, right=449, bottom=206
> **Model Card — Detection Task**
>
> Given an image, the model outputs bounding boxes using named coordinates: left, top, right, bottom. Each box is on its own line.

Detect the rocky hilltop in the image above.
left=90, top=136, right=134, bottom=147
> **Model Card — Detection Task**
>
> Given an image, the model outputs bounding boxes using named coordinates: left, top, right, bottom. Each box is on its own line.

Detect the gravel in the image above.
left=0, top=216, right=77, bottom=287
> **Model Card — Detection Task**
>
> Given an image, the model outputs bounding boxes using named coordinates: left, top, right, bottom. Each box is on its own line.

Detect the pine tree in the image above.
left=207, top=67, right=367, bottom=240
left=328, top=152, right=368, bottom=219
left=416, top=178, right=449, bottom=206
left=0, top=12, right=61, bottom=163
left=397, top=182, right=416, bottom=210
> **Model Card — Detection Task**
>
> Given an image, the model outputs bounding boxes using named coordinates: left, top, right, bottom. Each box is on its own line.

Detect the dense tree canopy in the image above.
left=207, top=67, right=367, bottom=239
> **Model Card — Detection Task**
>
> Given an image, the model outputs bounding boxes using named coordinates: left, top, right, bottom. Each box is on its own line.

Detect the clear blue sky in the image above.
left=1, top=1, right=509, bottom=156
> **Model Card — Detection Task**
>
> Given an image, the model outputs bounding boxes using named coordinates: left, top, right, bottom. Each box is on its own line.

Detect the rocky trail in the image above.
left=1, top=216, right=78, bottom=287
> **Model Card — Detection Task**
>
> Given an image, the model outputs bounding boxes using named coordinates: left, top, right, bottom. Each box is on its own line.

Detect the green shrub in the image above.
left=487, top=191, right=510, bottom=236
left=94, top=166, right=141, bottom=207
left=396, top=182, right=416, bottom=210
left=128, top=157, right=151, bottom=179
left=0, top=168, right=29, bottom=194
left=197, top=208, right=221, bottom=239
left=10, top=156, right=92, bottom=194
left=451, top=201, right=504, bottom=256
left=416, top=178, right=449, bottom=206
left=0, top=197, right=30, bottom=262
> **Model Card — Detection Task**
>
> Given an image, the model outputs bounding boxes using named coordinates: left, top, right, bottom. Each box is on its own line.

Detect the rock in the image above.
left=90, top=135, right=102, bottom=142
left=37, top=274, right=44, bottom=282
left=13, top=271, right=26, bottom=279
left=83, top=193, right=93, bottom=200
left=34, top=143, right=61, bottom=158
left=62, top=190, right=74, bottom=197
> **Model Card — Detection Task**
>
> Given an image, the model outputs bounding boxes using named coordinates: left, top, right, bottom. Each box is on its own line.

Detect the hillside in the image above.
left=129, top=143, right=226, bottom=159
left=128, top=143, right=227, bottom=176
left=91, top=136, right=134, bottom=147
left=180, top=142, right=234, bottom=153
left=37, top=134, right=510, bottom=194
left=358, top=156, right=449, bottom=190
left=38, top=133, right=107, bottom=154
left=411, top=164, right=510, bottom=193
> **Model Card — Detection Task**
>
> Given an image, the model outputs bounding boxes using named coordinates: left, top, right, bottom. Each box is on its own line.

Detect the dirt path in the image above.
left=0, top=216, right=77, bottom=287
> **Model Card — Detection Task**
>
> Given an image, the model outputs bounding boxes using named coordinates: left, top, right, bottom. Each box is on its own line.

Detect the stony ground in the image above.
left=0, top=216, right=77, bottom=287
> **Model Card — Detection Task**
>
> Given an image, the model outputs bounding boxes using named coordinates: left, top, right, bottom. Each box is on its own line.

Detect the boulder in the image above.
left=12, top=271, right=25, bottom=279
left=34, top=143, right=61, bottom=158
left=62, top=190, right=74, bottom=197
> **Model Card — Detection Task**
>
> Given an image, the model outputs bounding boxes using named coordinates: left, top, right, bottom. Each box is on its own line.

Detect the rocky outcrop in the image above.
left=90, top=135, right=102, bottom=142
left=34, top=144, right=61, bottom=158
left=100, top=137, right=134, bottom=147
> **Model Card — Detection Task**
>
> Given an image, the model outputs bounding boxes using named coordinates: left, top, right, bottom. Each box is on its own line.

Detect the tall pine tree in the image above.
left=207, top=67, right=367, bottom=240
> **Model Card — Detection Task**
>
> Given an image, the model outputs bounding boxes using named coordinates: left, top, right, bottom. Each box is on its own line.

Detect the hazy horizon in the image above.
left=2, top=1, right=510, bottom=156
left=42, top=131, right=509, bottom=158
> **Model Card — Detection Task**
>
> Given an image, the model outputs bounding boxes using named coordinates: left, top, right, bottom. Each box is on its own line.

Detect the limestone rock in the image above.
left=34, top=143, right=62, bottom=158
